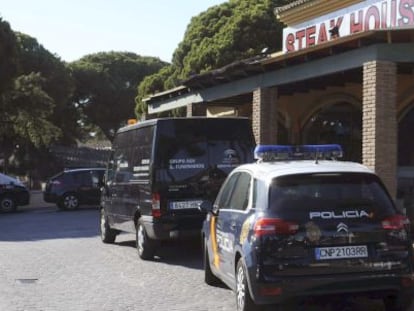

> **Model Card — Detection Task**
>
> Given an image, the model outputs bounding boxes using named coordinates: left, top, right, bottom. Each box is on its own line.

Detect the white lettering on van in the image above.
left=168, top=158, right=204, bottom=170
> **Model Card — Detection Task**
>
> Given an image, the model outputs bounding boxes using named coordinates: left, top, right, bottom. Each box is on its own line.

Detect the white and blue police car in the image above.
left=201, top=144, right=414, bottom=311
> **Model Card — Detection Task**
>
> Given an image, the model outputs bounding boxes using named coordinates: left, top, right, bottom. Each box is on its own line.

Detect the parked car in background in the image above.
left=0, top=173, right=30, bottom=212
left=202, top=144, right=414, bottom=311
left=43, top=168, right=105, bottom=210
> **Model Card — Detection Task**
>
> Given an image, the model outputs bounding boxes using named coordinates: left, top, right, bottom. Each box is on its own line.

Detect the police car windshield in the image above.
left=269, top=173, right=396, bottom=219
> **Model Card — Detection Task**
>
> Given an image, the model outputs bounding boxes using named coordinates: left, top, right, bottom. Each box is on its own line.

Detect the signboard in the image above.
left=282, top=0, right=414, bottom=53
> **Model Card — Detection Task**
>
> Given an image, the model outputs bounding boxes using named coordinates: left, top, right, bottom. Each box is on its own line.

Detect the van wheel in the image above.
left=100, top=208, right=116, bottom=243
left=59, top=193, right=79, bottom=210
left=236, top=258, right=259, bottom=311
left=136, top=220, right=156, bottom=260
left=0, top=196, right=16, bottom=212
left=384, top=294, right=412, bottom=311
left=203, top=238, right=221, bottom=286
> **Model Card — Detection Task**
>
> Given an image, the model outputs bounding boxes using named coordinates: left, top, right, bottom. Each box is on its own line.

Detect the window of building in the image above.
left=398, top=106, right=414, bottom=166
left=302, top=102, right=362, bottom=162
left=397, top=105, right=414, bottom=223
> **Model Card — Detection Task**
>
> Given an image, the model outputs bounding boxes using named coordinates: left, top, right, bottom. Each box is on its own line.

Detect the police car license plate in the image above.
left=315, top=245, right=368, bottom=260
left=169, top=200, right=203, bottom=210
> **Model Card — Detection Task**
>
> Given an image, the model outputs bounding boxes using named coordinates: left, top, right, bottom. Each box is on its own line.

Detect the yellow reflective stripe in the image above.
left=210, top=216, right=220, bottom=269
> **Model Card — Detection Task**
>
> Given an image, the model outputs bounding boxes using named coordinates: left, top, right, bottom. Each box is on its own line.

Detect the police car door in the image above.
left=214, top=171, right=252, bottom=281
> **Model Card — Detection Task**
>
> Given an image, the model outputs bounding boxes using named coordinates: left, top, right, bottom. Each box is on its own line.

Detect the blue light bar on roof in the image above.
left=254, top=145, right=293, bottom=161
left=299, top=144, right=343, bottom=159
left=254, top=144, right=343, bottom=162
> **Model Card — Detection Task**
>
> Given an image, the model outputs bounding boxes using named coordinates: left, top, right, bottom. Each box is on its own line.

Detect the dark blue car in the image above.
left=0, top=173, right=30, bottom=212
left=43, top=168, right=105, bottom=210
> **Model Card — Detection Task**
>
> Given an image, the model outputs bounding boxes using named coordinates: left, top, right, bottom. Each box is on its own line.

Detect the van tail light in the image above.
left=254, top=218, right=299, bottom=237
left=152, top=193, right=162, bottom=218
left=382, top=215, right=410, bottom=230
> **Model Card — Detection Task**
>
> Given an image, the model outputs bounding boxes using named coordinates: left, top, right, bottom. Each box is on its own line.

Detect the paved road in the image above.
left=0, top=205, right=238, bottom=311
left=0, top=197, right=395, bottom=311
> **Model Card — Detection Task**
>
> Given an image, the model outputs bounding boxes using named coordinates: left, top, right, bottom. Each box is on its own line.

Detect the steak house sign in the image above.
left=283, top=0, right=414, bottom=52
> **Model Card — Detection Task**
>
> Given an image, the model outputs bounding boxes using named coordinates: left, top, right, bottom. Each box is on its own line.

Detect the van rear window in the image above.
left=155, top=119, right=254, bottom=183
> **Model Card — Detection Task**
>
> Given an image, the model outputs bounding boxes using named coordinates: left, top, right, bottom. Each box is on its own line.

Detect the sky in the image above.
left=0, top=0, right=226, bottom=63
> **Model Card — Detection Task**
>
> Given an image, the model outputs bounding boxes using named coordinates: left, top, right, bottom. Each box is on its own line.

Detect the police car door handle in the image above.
left=230, top=222, right=237, bottom=231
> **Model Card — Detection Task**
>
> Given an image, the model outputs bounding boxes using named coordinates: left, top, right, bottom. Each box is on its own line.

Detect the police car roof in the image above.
left=238, top=160, right=374, bottom=182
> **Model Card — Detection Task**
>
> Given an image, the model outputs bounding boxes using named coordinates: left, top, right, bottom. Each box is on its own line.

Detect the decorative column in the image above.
left=252, top=87, right=278, bottom=144
left=186, top=103, right=193, bottom=117
left=362, top=61, right=397, bottom=198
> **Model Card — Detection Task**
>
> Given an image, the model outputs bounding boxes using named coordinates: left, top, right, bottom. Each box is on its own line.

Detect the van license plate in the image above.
left=315, top=245, right=368, bottom=260
left=169, top=200, right=203, bottom=210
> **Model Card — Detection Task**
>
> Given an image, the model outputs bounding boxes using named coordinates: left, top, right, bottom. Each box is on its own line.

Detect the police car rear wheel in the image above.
left=236, top=259, right=258, bottom=311
left=136, top=220, right=156, bottom=260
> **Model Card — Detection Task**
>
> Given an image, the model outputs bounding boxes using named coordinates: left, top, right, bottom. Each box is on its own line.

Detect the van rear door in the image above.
left=154, top=118, right=255, bottom=216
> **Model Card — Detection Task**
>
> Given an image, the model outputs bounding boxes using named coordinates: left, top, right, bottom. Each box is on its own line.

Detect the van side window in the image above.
left=114, top=149, right=130, bottom=183
left=106, top=151, right=115, bottom=184
left=129, top=126, right=154, bottom=182
left=110, top=127, right=151, bottom=184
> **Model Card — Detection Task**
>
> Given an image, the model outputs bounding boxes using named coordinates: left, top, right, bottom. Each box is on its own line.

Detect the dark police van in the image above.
left=100, top=117, right=255, bottom=260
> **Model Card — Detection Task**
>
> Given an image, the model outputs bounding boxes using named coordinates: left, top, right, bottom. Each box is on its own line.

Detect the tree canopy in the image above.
left=0, top=18, right=17, bottom=93
left=70, top=52, right=167, bottom=140
left=0, top=32, right=78, bottom=174
left=135, top=0, right=289, bottom=117
left=1, top=0, right=290, bottom=178
left=15, top=33, right=79, bottom=145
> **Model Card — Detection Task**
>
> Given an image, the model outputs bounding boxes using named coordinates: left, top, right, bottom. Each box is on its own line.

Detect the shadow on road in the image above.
left=115, top=236, right=204, bottom=270
left=0, top=207, right=100, bottom=242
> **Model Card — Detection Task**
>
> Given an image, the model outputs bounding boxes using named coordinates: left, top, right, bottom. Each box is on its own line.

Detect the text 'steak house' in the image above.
left=144, top=0, right=414, bottom=216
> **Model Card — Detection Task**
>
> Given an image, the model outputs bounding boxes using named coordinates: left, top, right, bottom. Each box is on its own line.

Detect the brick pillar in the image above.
left=362, top=61, right=397, bottom=198
left=186, top=103, right=193, bottom=117
left=252, top=87, right=278, bottom=144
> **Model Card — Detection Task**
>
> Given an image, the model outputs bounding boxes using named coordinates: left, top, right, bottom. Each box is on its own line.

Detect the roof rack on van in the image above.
left=254, top=144, right=343, bottom=162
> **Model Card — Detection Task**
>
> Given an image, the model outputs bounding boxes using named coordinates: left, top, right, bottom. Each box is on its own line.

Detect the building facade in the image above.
left=144, top=0, right=414, bottom=217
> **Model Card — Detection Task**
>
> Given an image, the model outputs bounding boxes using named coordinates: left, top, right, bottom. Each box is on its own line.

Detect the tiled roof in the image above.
left=274, top=0, right=314, bottom=14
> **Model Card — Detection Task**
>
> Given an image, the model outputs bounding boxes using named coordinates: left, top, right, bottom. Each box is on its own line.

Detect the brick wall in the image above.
left=362, top=60, right=397, bottom=197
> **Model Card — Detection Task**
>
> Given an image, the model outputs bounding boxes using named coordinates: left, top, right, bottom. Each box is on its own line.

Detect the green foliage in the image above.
left=135, top=65, right=175, bottom=117
left=70, top=52, right=167, bottom=140
left=135, top=0, right=288, bottom=117
left=0, top=31, right=78, bottom=175
left=0, top=18, right=17, bottom=93
left=5, top=73, right=61, bottom=147
left=15, top=32, right=79, bottom=145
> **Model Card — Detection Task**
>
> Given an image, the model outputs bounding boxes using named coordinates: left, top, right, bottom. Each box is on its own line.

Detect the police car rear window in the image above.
left=269, top=173, right=396, bottom=220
